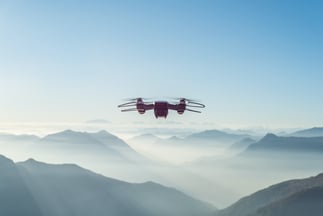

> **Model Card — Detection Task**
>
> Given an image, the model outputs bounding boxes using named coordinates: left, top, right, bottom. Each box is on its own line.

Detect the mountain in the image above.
left=0, top=155, right=43, bottom=216
left=229, top=137, right=256, bottom=152
left=244, top=133, right=323, bottom=153
left=1, top=156, right=215, bottom=216
left=187, top=130, right=249, bottom=144
left=41, top=130, right=131, bottom=149
left=0, top=133, right=40, bottom=162
left=251, top=186, right=323, bottom=216
left=40, top=130, right=104, bottom=146
left=89, top=130, right=130, bottom=148
left=37, top=130, right=144, bottom=161
left=217, top=173, right=323, bottom=216
left=290, top=127, right=323, bottom=137
left=128, top=133, right=162, bottom=145
left=0, top=133, right=39, bottom=143
left=152, top=130, right=251, bottom=148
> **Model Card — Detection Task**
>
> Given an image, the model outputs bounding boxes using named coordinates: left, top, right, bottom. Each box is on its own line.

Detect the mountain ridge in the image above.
left=290, top=127, right=323, bottom=137
left=2, top=155, right=216, bottom=216
left=217, top=173, right=323, bottom=216
left=244, top=133, right=323, bottom=153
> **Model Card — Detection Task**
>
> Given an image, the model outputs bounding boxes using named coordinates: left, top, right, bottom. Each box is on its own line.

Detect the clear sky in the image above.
left=0, top=0, right=322, bottom=134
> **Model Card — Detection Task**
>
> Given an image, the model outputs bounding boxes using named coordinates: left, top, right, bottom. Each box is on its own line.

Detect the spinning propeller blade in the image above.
left=118, top=101, right=137, bottom=108
left=168, top=97, right=201, bottom=103
left=123, top=97, right=152, bottom=101
left=121, top=108, right=138, bottom=112
left=187, top=101, right=205, bottom=108
left=185, top=108, right=202, bottom=113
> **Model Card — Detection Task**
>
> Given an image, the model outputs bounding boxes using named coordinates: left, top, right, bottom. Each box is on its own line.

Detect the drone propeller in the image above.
left=185, top=108, right=202, bottom=113
left=168, top=97, right=201, bottom=103
left=123, top=98, right=140, bottom=101
left=186, top=101, right=205, bottom=108
left=123, top=97, right=153, bottom=102
left=121, top=108, right=138, bottom=112
left=118, top=101, right=137, bottom=108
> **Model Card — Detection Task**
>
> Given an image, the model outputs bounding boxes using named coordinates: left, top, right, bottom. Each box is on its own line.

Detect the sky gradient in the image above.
left=0, top=0, right=322, bottom=134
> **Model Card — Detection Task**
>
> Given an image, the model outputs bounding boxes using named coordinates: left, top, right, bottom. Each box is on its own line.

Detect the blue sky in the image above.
left=0, top=0, right=322, bottom=133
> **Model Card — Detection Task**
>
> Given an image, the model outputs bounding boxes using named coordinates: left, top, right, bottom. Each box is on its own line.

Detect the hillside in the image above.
left=217, top=173, right=323, bottom=216
left=0, top=155, right=216, bottom=216
left=251, top=186, right=323, bottom=216
left=0, top=155, right=43, bottom=216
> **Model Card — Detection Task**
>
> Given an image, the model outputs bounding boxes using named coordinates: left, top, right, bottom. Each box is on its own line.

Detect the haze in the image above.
left=0, top=1, right=323, bottom=215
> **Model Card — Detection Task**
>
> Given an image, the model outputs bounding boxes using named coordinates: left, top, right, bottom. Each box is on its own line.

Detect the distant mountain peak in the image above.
left=244, top=133, right=323, bottom=154
left=24, top=158, right=38, bottom=163
left=168, top=136, right=180, bottom=141
left=22, top=158, right=52, bottom=167
left=312, top=126, right=323, bottom=129
left=94, top=130, right=113, bottom=136
left=52, top=129, right=115, bottom=138
left=202, top=129, right=227, bottom=135
left=60, top=129, right=76, bottom=134
left=140, top=133, right=158, bottom=138
left=189, top=129, right=229, bottom=138
left=44, top=129, right=88, bottom=138
left=128, top=133, right=161, bottom=144
left=42, top=130, right=99, bottom=141
left=262, top=133, right=278, bottom=139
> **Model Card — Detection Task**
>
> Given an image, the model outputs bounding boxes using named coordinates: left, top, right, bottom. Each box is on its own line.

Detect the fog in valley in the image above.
left=1, top=127, right=323, bottom=211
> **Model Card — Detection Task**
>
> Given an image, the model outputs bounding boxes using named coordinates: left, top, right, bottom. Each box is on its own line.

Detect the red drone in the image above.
left=118, top=98, right=205, bottom=118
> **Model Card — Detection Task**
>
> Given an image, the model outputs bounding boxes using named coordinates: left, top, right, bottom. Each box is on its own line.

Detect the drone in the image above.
left=118, top=98, right=205, bottom=118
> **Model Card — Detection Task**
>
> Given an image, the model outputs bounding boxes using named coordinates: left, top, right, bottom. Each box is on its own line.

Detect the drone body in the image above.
left=118, top=98, right=205, bottom=118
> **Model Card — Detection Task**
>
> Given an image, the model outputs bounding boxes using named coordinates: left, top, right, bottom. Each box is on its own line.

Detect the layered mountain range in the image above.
left=1, top=126, right=323, bottom=216
left=0, top=155, right=215, bottom=216
left=245, top=133, right=323, bottom=153
left=0, top=130, right=145, bottom=163
left=1, top=153, right=323, bottom=216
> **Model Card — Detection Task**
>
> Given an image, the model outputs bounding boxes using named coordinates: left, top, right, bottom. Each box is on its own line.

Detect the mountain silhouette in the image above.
left=41, top=129, right=105, bottom=146
left=187, top=130, right=249, bottom=144
left=244, top=133, right=323, bottom=153
left=37, top=130, right=145, bottom=162
left=251, top=186, right=323, bottom=216
left=217, top=173, right=323, bottom=216
left=229, top=137, right=256, bottom=153
left=88, top=130, right=130, bottom=148
left=290, top=127, right=323, bottom=137
left=150, top=130, right=251, bottom=148
left=7, top=156, right=215, bottom=216
left=0, top=133, right=39, bottom=143
left=128, top=133, right=162, bottom=145
left=0, top=155, right=42, bottom=216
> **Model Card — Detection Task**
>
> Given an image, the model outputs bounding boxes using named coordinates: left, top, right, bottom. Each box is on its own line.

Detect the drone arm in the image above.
left=167, top=103, right=178, bottom=111
left=143, top=104, right=155, bottom=110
